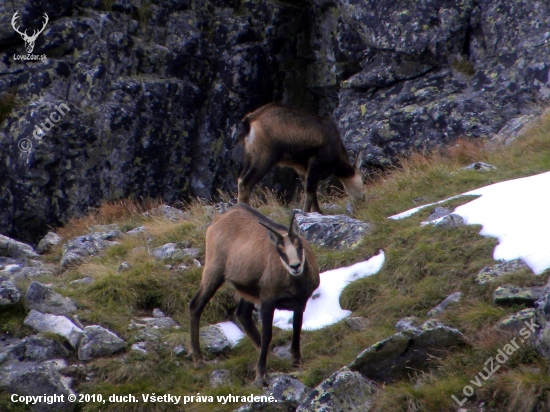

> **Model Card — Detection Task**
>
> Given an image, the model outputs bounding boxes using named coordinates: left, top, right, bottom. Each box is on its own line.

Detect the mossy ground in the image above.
left=4, top=111, right=550, bottom=411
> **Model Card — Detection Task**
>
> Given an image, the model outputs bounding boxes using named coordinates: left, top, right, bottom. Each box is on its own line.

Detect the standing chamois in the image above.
left=188, top=204, right=319, bottom=385
left=236, top=103, right=364, bottom=213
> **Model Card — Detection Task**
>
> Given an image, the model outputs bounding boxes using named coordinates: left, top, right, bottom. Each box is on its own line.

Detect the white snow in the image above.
left=390, top=170, right=550, bottom=275
left=273, top=251, right=385, bottom=331
left=216, top=321, right=245, bottom=347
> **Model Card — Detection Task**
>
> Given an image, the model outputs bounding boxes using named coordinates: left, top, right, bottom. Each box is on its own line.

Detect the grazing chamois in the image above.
left=236, top=103, right=364, bottom=213
left=188, top=204, right=319, bottom=385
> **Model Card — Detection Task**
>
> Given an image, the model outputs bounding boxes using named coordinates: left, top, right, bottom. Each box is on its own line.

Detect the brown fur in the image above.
left=188, top=204, right=319, bottom=385
left=237, top=103, right=364, bottom=213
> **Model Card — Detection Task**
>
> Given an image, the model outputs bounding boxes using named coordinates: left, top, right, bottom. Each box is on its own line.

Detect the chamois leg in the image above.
left=188, top=268, right=225, bottom=367
left=236, top=299, right=261, bottom=351
left=304, top=161, right=321, bottom=213
left=256, top=302, right=275, bottom=386
left=290, top=309, right=304, bottom=368
left=237, top=157, right=276, bottom=205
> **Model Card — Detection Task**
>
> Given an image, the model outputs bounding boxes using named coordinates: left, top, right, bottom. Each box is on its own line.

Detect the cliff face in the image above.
left=1, top=0, right=550, bottom=243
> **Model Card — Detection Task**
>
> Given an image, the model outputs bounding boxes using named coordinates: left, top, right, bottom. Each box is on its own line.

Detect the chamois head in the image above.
left=259, top=213, right=305, bottom=276
left=341, top=150, right=365, bottom=202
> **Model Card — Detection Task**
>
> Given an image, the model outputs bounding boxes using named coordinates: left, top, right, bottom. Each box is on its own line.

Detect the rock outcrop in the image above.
left=3, top=1, right=550, bottom=245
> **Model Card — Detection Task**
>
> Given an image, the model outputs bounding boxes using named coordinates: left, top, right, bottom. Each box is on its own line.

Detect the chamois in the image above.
left=188, top=204, right=319, bottom=385
left=236, top=103, right=364, bottom=213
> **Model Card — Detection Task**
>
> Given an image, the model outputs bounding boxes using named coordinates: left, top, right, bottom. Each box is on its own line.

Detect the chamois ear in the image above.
left=258, top=221, right=283, bottom=245
left=354, top=150, right=364, bottom=172
left=288, top=212, right=300, bottom=237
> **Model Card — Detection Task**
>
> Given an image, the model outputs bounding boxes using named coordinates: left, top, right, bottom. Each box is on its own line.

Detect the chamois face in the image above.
left=341, top=172, right=365, bottom=201
left=260, top=217, right=305, bottom=276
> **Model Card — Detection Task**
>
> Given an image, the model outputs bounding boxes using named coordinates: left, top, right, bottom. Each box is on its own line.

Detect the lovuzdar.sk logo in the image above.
left=11, top=11, right=48, bottom=61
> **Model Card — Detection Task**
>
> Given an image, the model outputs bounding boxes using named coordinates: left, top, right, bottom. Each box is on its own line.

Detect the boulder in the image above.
left=476, top=259, right=533, bottom=285
left=432, top=214, right=467, bottom=229
left=493, top=284, right=544, bottom=306
left=296, top=367, right=379, bottom=412
left=25, top=282, right=77, bottom=316
left=424, top=207, right=451, bottom=223
left=20, top=335, right=71, bottom=362
left=0, top=335, right=71, bottom=364
left=60, top=231, right=120, bottom=267
left=129, top=317, right=179, bottom=330
left=394, top=316, right=420, bottom=333
left=496, top=308, right=536, bottom=333
left=349, top=321, right=466, bottom=383
left=78, top=326, right=126, bottom=361
left=150, top=244, right=200, bottom=260
left=127, top=226, right=147, bottom=236
left=199, top=325, right=231, bottom=356
left=293, top=210, right=372, bottom=249
left=236, top=374, right=311, bottom=412
left=0, top=276, right=21, bottom=307
left=23, top=310, right=84, bottom=349
left=427, top=292, right=462, bottom=316
left=461, top=162, right=497, bottom=171
left=0, top=235, right=38, bottom=259
left=8, top=361, right=74, bottom=412
left=36, top=232, right=62, bottom=255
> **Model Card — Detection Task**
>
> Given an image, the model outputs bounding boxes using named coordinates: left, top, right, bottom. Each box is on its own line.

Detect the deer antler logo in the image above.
left=11, top=11, right=49, bottom=54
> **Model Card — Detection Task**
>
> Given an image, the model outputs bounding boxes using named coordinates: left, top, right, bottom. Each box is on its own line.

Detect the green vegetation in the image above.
left=8, top=110, right=550, bottom=411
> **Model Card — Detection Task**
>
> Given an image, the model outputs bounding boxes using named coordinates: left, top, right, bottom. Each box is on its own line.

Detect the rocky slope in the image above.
left=2, top=0, right=550, bottom=246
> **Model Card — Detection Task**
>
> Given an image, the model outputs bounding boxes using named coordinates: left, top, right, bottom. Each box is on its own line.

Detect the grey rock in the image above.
left=461, top=162, right=497, bottom=171
left=13, top=265, right=58, bottom=282
left=199, top=325, right=230, bottom=355
left=296, top=366, right=379, bottom=412
left=143, top=205, right=190, bottom=221
left=131, top=342, right=148, bottom=355
left=117, top=262, right=132, bottom=272
left=293, top=210, right=372, bottom=249
left=493, top=284, right=544, bottom=306
left=127, top=226, right=147, bottom=236
left=129, top=317, right=179, bottom=330
left=394, top=316, right=420, bottom=333
left=172, top=345, right=187, bottom=357
left=78, top=326, right=126, bottom=361
left=0, top=335, right=71, bottom=364
left=0, top=235, right=38, bottom=259
left=69, top=277, right=94, bottom=286
left=476, top=259, right=533, bottom=285
left=210, top=369, right=231, bottom=388
left=345, top=317, right=370, bottom=332
left=25, top=282, right=77, bottom=316
left=236, top=374, right=311, bottom=412
left=150, top=243, right=199, bottom=260
left=496, top=308, right=536, bottom=333
left=0, top=276, right=21, bottom=307
left=491, top=114, right=538, bottom=146
left=36, top=232, right=62, bottom=255
left=427, top=292, right=462, bottom=317
left=21, top=336, right=71, bottom=362
left=23, top=310, right=84, bottom=349
left=349, top=321, right=466, bottom=383
left=425, top=207, right=451, bottom=222
left=152, top=308, right=166, bottom=318
left=272, top=344, right=292, bottom=360
left=532, top=278, right=550, bottom=358
left=321, top=204, right=344, bottom=213
left=345, top=202, right=355, bottom=216
left=431, top=214, right=467, bottom=229
left=8, top=362, right=74, bottom=412
left=61, top=231, right=120, bottom=268
left=193, top=259, right=202, bottom=268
